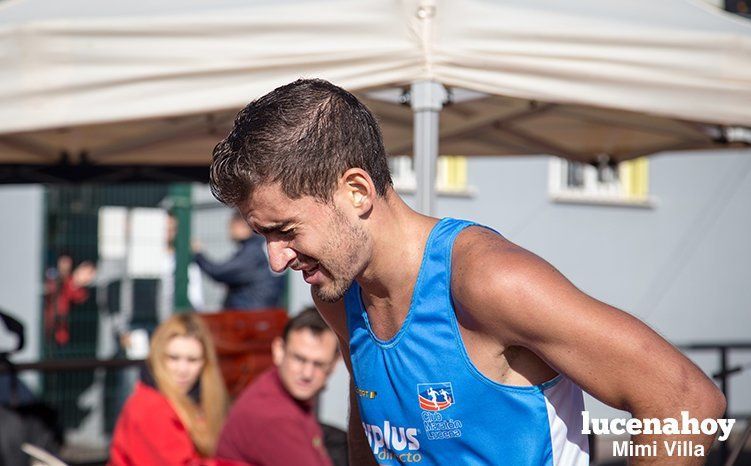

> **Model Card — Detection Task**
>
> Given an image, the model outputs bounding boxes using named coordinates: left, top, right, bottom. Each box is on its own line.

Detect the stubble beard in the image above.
left=312, top=208, right=369, bottom=303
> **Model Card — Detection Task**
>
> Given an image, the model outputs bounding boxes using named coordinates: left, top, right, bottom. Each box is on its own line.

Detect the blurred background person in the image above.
left=109, top=313, right=243, bottom=466
left=0, top=309, right=61, bottom=466
left=40, top=254, right=98, bottom=439
left=118, top=210, right=205, bottom=355
left=192, top=211, right=284, bottom=311
left=217, top=307, right=344, bottom=466
left=159, top=211, right=205, bottom=319
left=108, top=209, right=205, bottom=348
left=43, top=254, right=96, bottom=348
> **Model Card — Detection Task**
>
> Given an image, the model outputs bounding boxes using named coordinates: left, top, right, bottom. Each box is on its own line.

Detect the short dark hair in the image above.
left=210, top=79, right=392, bottom=206
left=282, top=306, right=334, bottom=343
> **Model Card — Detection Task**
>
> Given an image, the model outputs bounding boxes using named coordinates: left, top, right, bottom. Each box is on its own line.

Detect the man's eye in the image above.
left=279, top=229, right=295, bottom=237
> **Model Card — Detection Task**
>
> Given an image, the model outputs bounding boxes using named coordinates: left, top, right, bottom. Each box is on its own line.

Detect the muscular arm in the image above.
left=313, top=295, right=378, bottom=466
left=453, top=227, right=725, bottom=465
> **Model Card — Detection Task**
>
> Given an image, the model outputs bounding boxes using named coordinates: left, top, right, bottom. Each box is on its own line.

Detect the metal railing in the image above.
left=680, top=342, right=751, bottom=465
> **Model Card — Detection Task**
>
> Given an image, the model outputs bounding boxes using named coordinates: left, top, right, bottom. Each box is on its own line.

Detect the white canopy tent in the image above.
left=1, top=0, right=750, bottom=212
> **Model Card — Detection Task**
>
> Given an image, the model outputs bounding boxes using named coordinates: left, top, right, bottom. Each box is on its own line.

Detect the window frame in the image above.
left=389, top=155, right=475, bottom=198
left=548, top=156, right=654, bottom=208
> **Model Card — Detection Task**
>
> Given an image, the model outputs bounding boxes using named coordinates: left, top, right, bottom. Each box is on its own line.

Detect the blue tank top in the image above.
left=344, top=218, right=589, bottom=465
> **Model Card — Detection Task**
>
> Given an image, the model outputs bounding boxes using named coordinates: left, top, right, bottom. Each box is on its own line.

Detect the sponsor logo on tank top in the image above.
left=362, top=421, right=423, bottom=463
left=417, top=382, right=463, bottom=440
left=355, top=386, right=378, bottom=399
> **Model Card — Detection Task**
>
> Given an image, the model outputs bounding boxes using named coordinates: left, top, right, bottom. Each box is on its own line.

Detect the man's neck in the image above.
left=355, top=192, right=438, bottom=338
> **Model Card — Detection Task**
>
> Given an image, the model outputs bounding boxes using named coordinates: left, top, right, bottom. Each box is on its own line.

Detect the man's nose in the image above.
left=300, top=361, right=316, bottom=379
left=267, top=240, right=296, bottom=273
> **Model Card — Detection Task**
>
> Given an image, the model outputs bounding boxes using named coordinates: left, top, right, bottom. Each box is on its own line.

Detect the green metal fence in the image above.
left=42, top=183, right=173, bottom=433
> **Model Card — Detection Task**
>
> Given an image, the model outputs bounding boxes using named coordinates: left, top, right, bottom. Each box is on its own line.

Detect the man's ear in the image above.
left=336, top=168, right=374, bottom=216
left=271, top=336, right=285, bottom=367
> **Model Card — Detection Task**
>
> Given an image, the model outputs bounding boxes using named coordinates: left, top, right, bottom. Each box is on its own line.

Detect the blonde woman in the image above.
left=110, top=313, right=247, bottom=466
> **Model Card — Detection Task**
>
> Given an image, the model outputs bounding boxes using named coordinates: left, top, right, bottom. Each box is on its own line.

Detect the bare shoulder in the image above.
left=452, top=225, right=550, bottom=293
left=453, top=225, right=524, bottom=262
left=451, top=225, right=572, bottom=343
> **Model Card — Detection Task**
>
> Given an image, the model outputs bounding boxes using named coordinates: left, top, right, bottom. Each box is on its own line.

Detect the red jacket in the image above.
left=44, top=276, right=89, bottom=345
left=109, top=382, right=251, bottom=466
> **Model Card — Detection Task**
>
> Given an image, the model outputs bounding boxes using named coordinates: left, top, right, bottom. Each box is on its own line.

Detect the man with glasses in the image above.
left=217, top=307, right=340, bottom=466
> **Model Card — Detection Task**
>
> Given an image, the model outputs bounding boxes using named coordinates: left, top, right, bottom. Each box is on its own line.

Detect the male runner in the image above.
left=209, top=79, right=725, bottom=465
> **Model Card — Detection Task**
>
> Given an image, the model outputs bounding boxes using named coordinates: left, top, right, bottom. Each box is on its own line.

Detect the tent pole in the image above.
left=410, top=80, right=447, bottom=216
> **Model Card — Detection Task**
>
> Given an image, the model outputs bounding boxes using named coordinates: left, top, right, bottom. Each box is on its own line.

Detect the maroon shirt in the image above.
left=217, top=368, right=333, bottom=466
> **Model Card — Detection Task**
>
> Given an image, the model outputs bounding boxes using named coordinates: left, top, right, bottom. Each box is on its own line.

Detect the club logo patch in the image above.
left=417, top=382, right=454, bottom=412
